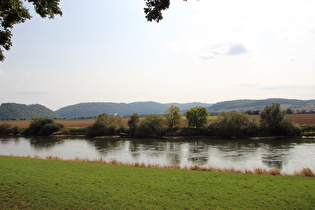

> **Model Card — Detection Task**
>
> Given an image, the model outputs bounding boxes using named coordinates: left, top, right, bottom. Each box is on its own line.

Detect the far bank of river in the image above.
left=0, top=136, right=314, bottom=174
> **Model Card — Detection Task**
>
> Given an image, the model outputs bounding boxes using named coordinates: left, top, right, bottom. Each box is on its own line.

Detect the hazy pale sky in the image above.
left=0, top=0, right=314, bottom=110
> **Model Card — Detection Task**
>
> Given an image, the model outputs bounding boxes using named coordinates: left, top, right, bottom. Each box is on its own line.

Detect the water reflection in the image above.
left=29, top=137, right=64, bottom=150
left=0, top=136, right=314, bottom=173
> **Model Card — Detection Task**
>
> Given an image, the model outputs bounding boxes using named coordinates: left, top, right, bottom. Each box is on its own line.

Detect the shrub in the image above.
left=11, top=125, right=22, bottom=135
left=260, top=103, right=301, bottom=136
left=128, top=113, right=140, bottom=137
left=86, top=114, right=126, bottom=137
left=209, top=111, right=259, bottom=138
left=0, top=123, right=12, bottom=135
left=38, top=123, right=64, bottom=136
left=24, top=118, right=64, bottom=136
left=135, top=114, right=166, bottom=138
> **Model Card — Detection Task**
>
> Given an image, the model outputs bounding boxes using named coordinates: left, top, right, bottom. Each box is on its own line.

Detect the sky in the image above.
left=0, top=0, right=314, bottom=110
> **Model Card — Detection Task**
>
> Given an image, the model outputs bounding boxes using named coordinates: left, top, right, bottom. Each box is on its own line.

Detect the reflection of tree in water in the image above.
left=88, top=139, right=123, bottom=155
left=127, top=139, right=183, bottom=166
left=207, top=139, right=260, bottom=163
left=187, top=141, right=209, bottom=165
left=260, top=140, right=295, bottom=170
left=29, top=137, right=64, bottom=150
left=0, top=136, right=21, bottom=144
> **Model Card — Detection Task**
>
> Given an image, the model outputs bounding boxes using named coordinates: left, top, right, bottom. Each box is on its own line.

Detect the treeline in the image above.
left=1, top=103, right=314, bottom=138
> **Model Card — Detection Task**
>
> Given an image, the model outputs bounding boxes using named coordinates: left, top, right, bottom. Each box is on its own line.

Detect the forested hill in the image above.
left=208, top=98, right=315, bottom=112
left=0, top=103, right=59, bottom=120
left=55, top=102, right=212, bottom=119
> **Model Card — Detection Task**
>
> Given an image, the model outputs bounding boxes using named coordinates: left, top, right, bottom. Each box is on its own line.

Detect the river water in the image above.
left=0, top=136, right=314, bottom=173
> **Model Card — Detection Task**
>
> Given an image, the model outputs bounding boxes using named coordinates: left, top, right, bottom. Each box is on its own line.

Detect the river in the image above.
left=0, top=136, right=314, bottom=173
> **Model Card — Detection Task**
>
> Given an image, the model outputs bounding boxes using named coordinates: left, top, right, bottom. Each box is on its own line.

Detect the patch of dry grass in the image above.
left=17, top=155, right=315, bottom=177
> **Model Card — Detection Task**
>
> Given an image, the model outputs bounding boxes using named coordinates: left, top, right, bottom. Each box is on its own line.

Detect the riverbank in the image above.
left=1, top=156, right=314, bottom=209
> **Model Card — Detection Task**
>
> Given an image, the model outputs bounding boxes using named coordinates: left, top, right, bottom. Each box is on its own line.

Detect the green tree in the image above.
left=286, top=108, right=294, bottom=114
left=136, top=114, right=166, bottom=137
left=186, top=106, right=209, bottom=129
left=210, top=111, right=259, bottom=137
left=165, top=105, right=182, bottom=129
left=144, top=0, right=189, bottom=22
left=87, top=114, right=125, bottom=137
left=0, top=0, right=62, bottom=61
left=260, top=103, right=300, bottom=136
left=128, top=113, right=140, bottom=137
left=23, top=118, right=63, bottom=136
left=0, top=123, right=12, bottom=135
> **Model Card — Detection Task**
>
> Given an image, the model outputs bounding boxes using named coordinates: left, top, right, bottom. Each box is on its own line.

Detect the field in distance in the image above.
left=1, top=114, right=315, bottom=128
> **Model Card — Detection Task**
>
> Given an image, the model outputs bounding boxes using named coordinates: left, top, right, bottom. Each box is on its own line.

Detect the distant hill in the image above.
left=2, top=99, right=314, bottom=120
left=0, top=103, right=59, bottom=120
left=55, top=102, right=212, bottom=119
left=208, top=98, right=315, bottom=112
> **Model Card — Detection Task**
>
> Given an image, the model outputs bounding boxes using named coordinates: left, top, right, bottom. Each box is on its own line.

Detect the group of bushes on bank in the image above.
left=0, top=103, right=311, bottom=138
left=0, top=118, right=64, bottom=136
left=86, top=103, right=302, bottom=138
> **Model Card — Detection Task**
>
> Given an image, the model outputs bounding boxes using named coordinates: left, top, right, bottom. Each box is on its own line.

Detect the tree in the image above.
left=136, top=114, right=165, bottom=137
left=23, top=117, right=63, bottom=136
left=210, top=111, right=259, bottom=137
left=86, top=113, right=125, bottom=137
left=186, top=106, right=209, bottom=129
left=286, top=108, right=294, bottom=114
left=165, top=105, right=182, bottom=129
left=260, top=103, right=300, bottom=136
left=128, top=113, right=141, bottom=137
left=0, top=0, right=62, bottom=61
left=144, top=0, right=189, bottom=22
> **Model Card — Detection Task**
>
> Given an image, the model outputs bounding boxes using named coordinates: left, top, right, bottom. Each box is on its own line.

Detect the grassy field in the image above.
left=1, top=156, right=314, bottom=209
left=2, top=114, right=315, bottom=128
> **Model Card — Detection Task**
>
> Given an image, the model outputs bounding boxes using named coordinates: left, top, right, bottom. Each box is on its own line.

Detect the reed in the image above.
left=12, top=155, right=315, bottom=177
left=294, top=168, right=315, bottom=177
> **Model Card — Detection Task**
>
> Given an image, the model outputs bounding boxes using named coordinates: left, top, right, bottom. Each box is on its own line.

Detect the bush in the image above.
left=11, top=125, right=22, bottom=135
left=209, top=111, right=259, bottom=138
left=135, top=114, right=166, bottom=138
left=59, top=127, right=87, bottom=135
left=38, top=123, right=64, bottom=136
left=24, top=118, right=64, bottom=136
left=128, top=113, right=140, bottom=137
left=0, top=123, right=12, bottom=135
left=86, top=114, right=126, bottom=137
left=260, top=103, right=301, bottom=136
left=177, top=127, right=208, bottom=137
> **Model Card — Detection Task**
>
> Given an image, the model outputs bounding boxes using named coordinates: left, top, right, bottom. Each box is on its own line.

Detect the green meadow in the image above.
left=1, top=156, right=314, bottom=209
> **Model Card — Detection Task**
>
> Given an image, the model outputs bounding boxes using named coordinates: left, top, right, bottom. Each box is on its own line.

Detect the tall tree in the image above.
left=0, top=0, right=62, bottom=61
left=260, top=103, right=300, bottom=136
left=128, top=113, right=141, bottom=137
left=186, top=106, right=209, bottom=129
left=144, top=0, right=189, bottom=22
left=165, top=105, right=182, bottom=129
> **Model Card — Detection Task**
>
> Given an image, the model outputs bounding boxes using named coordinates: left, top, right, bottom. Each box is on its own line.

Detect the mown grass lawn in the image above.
left=0, top=156, right=314, bottom=209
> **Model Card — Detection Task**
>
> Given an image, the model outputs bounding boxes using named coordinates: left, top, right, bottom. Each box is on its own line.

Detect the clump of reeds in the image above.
left=13, top=155, right=314, bottom=177
left=293, top=168, right=315, bottom=177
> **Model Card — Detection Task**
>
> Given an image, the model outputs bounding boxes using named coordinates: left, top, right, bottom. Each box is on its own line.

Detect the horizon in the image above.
left=1, top=97, right=315, bottom=111
left=1, top=0, right=314, bottom=110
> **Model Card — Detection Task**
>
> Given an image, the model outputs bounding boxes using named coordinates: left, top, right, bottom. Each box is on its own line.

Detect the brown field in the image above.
left=1, top=113, right=315, bottom=128
left=252, top=114, right=315, bottom=125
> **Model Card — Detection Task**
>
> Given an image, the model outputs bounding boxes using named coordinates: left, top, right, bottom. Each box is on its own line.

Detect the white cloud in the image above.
left=228, top=43, right=249, bottom=56
left=165, top=39, right=250, bottom=59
